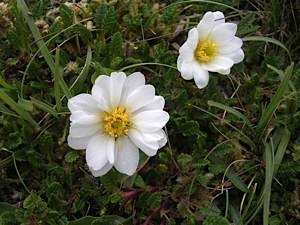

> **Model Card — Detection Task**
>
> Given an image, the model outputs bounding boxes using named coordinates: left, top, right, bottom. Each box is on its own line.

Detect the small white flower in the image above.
left=177, top=11, right=244, bottom=89
left=67, top=72, right=169, bottom=177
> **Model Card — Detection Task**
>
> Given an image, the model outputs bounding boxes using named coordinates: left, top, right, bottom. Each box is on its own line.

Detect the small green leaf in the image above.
left=203, top=214, right=230, bottom=225
left=65, top=151, right=79, bottom=163
left=94, top=4, right=118, bottom=35
left=59, top=4, right=73, bottom=26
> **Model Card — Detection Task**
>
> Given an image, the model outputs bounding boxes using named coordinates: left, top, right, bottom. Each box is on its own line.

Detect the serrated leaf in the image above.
left=65, top=151, right=79, bottom=163
left=108, top=32, right=123, bottom=60
left=203, top=215, right=230, bottom=225
left=60, top=4, right=73, bottom=26
left=92, top=215, right=127, bottom=225
left=177, top=153, right=193, bottom=169
left=134, top=175, right=146, bottom=188
left=94, top=4, right=118, bottom=34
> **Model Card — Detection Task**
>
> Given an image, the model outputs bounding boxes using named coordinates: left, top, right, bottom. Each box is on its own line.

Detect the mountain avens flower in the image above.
left=67, top=72, right=169, bottom=176
left=177, top=11, right=244, bottom=89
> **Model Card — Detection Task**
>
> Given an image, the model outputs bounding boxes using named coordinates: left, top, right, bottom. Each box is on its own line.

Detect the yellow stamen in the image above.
left=102, top=107, right=131, bottom=138
left=194, top=39, right=217, bottom=63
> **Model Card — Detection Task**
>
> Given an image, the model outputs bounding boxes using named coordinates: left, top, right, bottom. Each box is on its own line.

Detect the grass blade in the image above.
left=161, top=0, right=240, bottom=13
left=256, top=64, right=293, bottom=134
left=0, top=73, right=14, bottom=90
left=273, top=127, right=290, bottom=175
left=30, top=97, right=58, bottom=118
left=242, top=36, right=291, bottom=60
left=225, top=166, right=249, bottom=193
left=70, top=45, right=92, bottom=92
left=208, top=100, right=252, bottom=127
left=0, top=102, right=18, bottom=117
left=54, top=49, right=62, bottom=110
left=190, top=104, right=256, bottom=149
left=0, top=89, right=38, bottom=128
left=229, top=204, right=243, bottom=225
left=263, top=143, right=274, bottom=225
left=16, top=0, right=71, bottom=99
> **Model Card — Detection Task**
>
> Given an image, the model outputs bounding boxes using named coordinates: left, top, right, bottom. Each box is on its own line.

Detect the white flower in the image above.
left=67, top=72, right=169, bottom=177
left=177, top=11, right=244, bottom=89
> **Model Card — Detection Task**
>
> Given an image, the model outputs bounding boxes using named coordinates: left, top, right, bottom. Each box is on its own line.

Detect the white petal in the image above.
left=193, top=65, right=209, bottom=89
left=126, top=85, right=155, bottom=113
left=218, top=37, right=243, bottom=54
left=179, top=28, right=198, bottom=57
left=177, top=54, right=184, bottom=71
left=213, top=11, right=225, bottom=24
left=197, top=11, right=215, bottom=40
left=70, top=111, right=98, bottom=125
left=91, top=75, right=110, bottom=110
left=89, top=162, right=113, bottom=177
left=218, top=68, right=231, bottom=75
left=86, top=134, right=111, bottom=170
left=68, top=94, right=100, bottom=113
left=129, top=129, right=159, bottom=156
left=202, top=56, right=234, bottom=72
left=210, top=23, right=237, bottom=45
left=121, top=72, right=145, bottom=101
left=177, top=46, right=195, bottom=67
left=114, top=137, right=139, bottom=176
left=69, top=123, right=99, bottom=138
left=180, top=60, right=196, bottom=80
left=142, top=96, right=165, bottom=111
left=157, top=130, right=167, bottom=148
left=133, top=110, right=169, bottom=132
left=224, top=49, right=244, bottom=64
left=106, top=137, right=116, bottom=164
left=147, top=129, right=168, bottom=148
left=67, top=135, right=93, bottom=150
left=109, top=72, right=126, bottom=108
left=179, top=60, right=210, bottom=88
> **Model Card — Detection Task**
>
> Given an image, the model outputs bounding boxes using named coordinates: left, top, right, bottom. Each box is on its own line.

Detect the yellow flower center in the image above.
left=194, top=39, right=217, bottom=63
left=102, top=107, right=131, bottom=138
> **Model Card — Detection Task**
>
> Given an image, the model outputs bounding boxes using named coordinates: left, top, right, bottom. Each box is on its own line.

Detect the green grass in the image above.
left=0, top=0, right=299, bottom=225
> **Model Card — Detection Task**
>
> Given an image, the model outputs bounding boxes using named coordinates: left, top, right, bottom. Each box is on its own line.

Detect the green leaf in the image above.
left=242, top=36, right=291, bottom=60
left=30, top=97, right=58, bottom=117
left=208, top=100, right=252, bottom=126
left=23, top=193, right=47, bottom=210
left=273, top=127, right=290, bottom=175
left=0, top=102, right=18, bottom=117
left=108, top=32, right=123, bottom=61
left=71, top=45, right=92, bottom=93
left=92, top=215, right=127, bottom=225
left=177, top=153, right=193, bottom=169
left=203, top=214, right=230, bottom=225
left=256, top=64, right=293, bottom=134
left=94, top=4, right=118, bottom=35
left=17, top=0, right=72, bottom=100
left=65, top=151, right=79, bottom=163
left=134, top=175, right=146, bottom=188
left=69, top=216, right=98, bottom=225
left=226, top=169, right=249, bottom=193
left=0, top=89, right=38, bottom=127
left=0, top=202, right=15, bottom=214
left=263, top=143, right=274, bottom=225
left=229, top=204, right=243, bottom=225
left=59, top=3, right=73, bottom=26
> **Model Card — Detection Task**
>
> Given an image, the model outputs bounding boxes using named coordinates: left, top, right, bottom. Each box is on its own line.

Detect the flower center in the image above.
left=102, top=107, right=131, bottom=138
left=194, top=39, right=217, bottom=63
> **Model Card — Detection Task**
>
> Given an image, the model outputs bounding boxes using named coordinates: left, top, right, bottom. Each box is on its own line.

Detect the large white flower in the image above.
left=177, top=11, right=244, bottom=89
left=67, top=72, right=169, bottom=177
